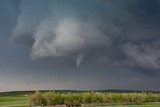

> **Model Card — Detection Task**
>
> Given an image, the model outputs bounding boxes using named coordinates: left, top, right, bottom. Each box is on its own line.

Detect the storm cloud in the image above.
left=12, top=0, right=129, bottom=66
left=12, top=0, right=160, bottom=70
left=0, top=0, right=160, bottom=91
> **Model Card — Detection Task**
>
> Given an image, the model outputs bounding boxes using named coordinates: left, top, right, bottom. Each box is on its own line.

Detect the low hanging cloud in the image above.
left=13, top=0, right=160, bottom=70
left=30, top=18, right=109, bottom=59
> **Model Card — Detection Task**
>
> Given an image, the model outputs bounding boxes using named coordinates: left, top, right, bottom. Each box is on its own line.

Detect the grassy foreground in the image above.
left=0, top=91, right=160, bottom=107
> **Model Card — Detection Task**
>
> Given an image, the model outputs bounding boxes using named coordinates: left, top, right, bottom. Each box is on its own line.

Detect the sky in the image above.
left=0, top=0, right=160, bottom=92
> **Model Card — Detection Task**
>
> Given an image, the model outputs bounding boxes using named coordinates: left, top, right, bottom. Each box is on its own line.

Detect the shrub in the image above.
left=29, top=91, right=160, bottom=106
left=29, top=90, right=46, bottom=106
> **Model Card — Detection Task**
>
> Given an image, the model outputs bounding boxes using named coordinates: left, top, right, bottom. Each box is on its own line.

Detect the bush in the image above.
left=29, top=90, right=46, bottom=106
left=44, top=92, right=63, bottom=105
left=29, top=91, right=160, bottom=106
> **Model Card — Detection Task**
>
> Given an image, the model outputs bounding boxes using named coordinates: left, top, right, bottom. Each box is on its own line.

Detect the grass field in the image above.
left=0, top=91, right=160, bottom=107
left=0, top=96, right=29, bottom=107
left=0, top=91, right=35, bottom=107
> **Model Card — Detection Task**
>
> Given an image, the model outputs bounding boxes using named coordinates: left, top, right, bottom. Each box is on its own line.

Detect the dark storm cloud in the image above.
left=1, top=0, right=160, bottom=91
left=13, top=0, right=160, bottom=70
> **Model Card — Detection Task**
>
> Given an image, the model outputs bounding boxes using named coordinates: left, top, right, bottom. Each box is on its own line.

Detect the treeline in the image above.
left=29, top=91, right=160, bottom=106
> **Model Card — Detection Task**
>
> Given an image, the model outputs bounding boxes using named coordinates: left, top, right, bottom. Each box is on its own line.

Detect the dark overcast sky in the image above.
left=1, top=0, right=160, bottom=92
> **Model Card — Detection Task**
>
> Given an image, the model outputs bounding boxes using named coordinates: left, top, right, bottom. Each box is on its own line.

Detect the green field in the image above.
left=0, top=91, right=160, bottom=107
left=0, top=91, right=30, bottom=107
left=0, top=96, right=29, bottom=107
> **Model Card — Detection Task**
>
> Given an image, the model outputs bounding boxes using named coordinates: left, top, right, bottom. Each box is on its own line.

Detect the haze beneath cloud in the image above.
left=0, top=0, right=160, bottom=92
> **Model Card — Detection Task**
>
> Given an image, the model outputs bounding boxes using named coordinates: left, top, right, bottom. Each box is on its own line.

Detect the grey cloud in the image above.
left=12, top=0, right=160, bottom=71
left=30, top=18, right=109, bottom=59
left=123, top=42, right=160, bottom=70
left=13, top=0, right=135, bottom=66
